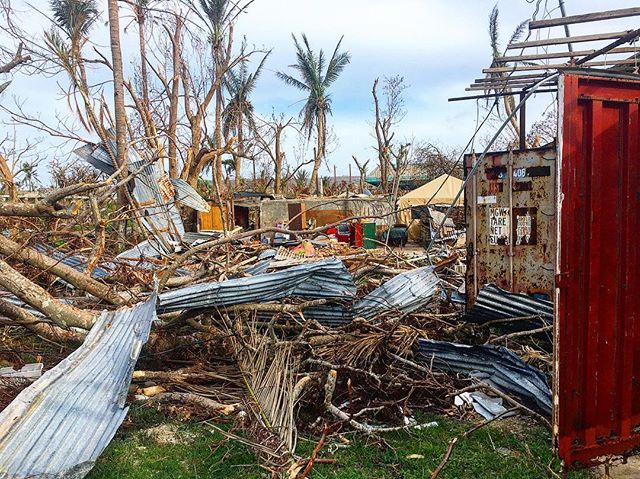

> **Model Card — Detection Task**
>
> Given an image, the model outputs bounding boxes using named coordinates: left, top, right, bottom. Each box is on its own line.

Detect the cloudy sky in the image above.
left=1, top=0, right=637, bottom=180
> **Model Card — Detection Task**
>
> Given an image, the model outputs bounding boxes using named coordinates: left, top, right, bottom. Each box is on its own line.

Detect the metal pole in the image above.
left=558, top=0, right=574, bottom=53
left=519, top=91, right=527, bottom=150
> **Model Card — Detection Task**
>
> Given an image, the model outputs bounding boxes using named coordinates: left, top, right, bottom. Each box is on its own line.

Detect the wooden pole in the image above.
left=508, top=31, right=629, bottom=49
left=529, top=7, right=640, bottom=29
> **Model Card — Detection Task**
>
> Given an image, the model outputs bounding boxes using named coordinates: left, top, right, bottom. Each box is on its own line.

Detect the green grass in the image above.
left=88, top=406, right=591, bottom=479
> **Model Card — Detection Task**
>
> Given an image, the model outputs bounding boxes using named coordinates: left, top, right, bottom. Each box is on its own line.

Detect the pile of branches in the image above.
left=0, top=184, right=552, bottom=478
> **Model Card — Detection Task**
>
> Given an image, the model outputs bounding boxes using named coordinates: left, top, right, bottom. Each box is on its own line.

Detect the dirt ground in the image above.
left=603, top=456, right=640, bottom=478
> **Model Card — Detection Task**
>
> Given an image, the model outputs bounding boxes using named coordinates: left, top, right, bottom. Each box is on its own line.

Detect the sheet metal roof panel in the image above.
left=34, top=244, right=113, bottom=280
left=417, top=339, right=551, bottom=415
left=170, top=179, right=210, bottom=212
left=0, top=295, right=157, bottom=479
left=158, top=259, right=356, bottom=313
left=354, top=267, right=439, bottom=319
left=465, top=284, right=554, bottom=326
left=129, top=156, right=184, bottom=246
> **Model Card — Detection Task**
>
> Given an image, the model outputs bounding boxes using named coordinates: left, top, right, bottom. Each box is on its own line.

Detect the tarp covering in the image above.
left=398, top=174, right=464, bottom=242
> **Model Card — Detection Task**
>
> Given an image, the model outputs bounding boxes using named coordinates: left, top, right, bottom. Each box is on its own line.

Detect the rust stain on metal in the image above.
left=464, top=145, right=557, bottom=308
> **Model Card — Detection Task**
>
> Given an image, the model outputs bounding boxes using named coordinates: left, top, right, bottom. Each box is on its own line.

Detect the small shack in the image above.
left=398, top=174, right=464, bottom=242
left=260, top=196, right=394, bottom=239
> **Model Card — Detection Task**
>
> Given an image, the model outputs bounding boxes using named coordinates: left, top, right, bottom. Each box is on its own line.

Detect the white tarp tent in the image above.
left=398, top=174, right=464, bottom=242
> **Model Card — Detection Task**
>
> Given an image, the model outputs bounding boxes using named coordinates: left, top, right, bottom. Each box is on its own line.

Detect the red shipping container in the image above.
left=555, top=71, right=640, bottom=469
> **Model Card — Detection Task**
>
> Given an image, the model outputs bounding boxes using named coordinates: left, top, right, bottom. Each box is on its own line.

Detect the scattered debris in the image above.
left=0, top=363, right=42, bottom=380
left=454, top=391, right=513, bottom=421
left=141, top=424, right=196, bottom=445
left=416, top=339, right=552, bottom=415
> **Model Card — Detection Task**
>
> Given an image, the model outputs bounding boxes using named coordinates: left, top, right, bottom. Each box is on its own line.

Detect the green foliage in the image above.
left=222, top=52, right=271, bottom=139
left=49, top=0, right=99, bottom=40
left=198, top=0, right=231, bottom=42
left=277, top=34, right=351, bottom=138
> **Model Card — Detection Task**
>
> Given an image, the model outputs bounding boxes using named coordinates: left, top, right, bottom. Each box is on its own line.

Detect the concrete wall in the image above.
left=260, top=197, right=394, bottom=232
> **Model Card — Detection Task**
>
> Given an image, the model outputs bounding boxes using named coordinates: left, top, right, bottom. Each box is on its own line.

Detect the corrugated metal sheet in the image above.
left=465, top=284, right=553, bottom=327
left=34, top=244, right=113, bottom=279
left=234, top=265, right=438, bottom=324
left=354, top=267, right=439, bottom=319
left=73, top=143, right=115, bottom=176
left=74, top=138, right=207, bottom=252
left=128, top=152, right=184, bottom=251
left=417, top=339, right=551, bottom=415
left=182, top=231, right=224, bottom=245
left=555, top=72, right=640, bottom=468
left=241, top=259, right=272, bottom=277
left=115, top=240, right=191, bottom=277
left=464, top=146, right=556, bottom=309
left=158, top=258, right=356, bottom=313
left=170, top=179, right=210, bottom=212
left=0, top=294, right=157, bottom=479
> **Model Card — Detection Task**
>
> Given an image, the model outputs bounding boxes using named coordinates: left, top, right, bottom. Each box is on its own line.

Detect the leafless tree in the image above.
left=253, top=114, right=297, bottom=195
left=412, top=142, right=463, bottom=180
left=351, top=155, right=369, bottom=193
left=373, top=75, right=407, bottom=193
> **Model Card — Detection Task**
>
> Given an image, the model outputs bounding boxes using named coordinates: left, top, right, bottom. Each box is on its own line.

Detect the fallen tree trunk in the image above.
left=151, top=392, right=237, bottom=416
left=0, top=260, right=95, bottom=330
left=0, top=182, right=109, bottom=218
left=0, top=202, right=72, bottom=218
left=0, top=298, right=85, bottom=344
left=0, top=235, right=128, bottom=305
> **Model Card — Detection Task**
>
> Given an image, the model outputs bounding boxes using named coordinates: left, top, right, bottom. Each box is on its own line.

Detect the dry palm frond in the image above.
left=227, top=320, right=303, bottom=470
left=316, top=322, right=426, bottom=367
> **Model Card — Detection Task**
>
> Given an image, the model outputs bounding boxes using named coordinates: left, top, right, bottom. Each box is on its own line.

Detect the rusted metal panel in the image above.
left=555, top=72, right=640, bottom=469
left=464, top=146, right=557, bottom=308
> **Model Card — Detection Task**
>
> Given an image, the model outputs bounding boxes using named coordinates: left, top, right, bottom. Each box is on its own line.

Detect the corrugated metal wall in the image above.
left=555, top=72, right=640, bottom=468
left=464, top=146, right=557, bottom=308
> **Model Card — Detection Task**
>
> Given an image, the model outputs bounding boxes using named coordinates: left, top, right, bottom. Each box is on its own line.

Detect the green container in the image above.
left=362, top=222, right=377, bottom=249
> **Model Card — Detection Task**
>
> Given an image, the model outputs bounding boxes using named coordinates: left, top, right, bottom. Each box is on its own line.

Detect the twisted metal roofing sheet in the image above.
left=34, top=244, right=113, bottom=280
left=158, top=258, right=356, bottom=313
left=465, top=284, right=553, bottom=326
left=0, top=295, right=157, bottom=479
left=417, top=339, right=551, bottom=415
left=170, top=179, right=210, bottom=212
left=354, top=267, right=440, bottom=319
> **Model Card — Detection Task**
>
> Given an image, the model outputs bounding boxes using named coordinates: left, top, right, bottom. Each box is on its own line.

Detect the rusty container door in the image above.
left=464, top=146, right=556, bottom=308
left=555, top=72, right=640, bottom=468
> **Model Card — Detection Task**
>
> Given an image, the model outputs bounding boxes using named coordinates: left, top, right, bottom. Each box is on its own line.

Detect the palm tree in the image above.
left=486, top=5, right=528, bottom=144
left=133, top=0, right=151, bottom=108
left=199, top=0, right=233, bottom=185
left=222, top=52, right=270, bottom=187
left=277, top=34, right=350, bottom=194
left=47, top=0, right=98, bottom=78
left=49, top=0, right=98, bottom=43
left=107, top=0, right=129, bottom=191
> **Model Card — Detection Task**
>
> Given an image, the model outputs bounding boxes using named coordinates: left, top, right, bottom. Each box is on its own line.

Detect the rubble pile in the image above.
left=0, top=194, right=553, bottom=478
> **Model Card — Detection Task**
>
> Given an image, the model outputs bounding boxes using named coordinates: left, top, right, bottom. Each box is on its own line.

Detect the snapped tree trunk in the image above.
left=0, top=260, right=95, bottom=330
left=0, top=298, right=84, bottom=344
left=309, top=110, right=325, bottom=194
left=274, top=125, right=283, bottom=195
left=167, top=17, right=183, bottom=179
left=234, top=120, right=243, bottom=188
left=0, top=234, right=128, bottom=306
